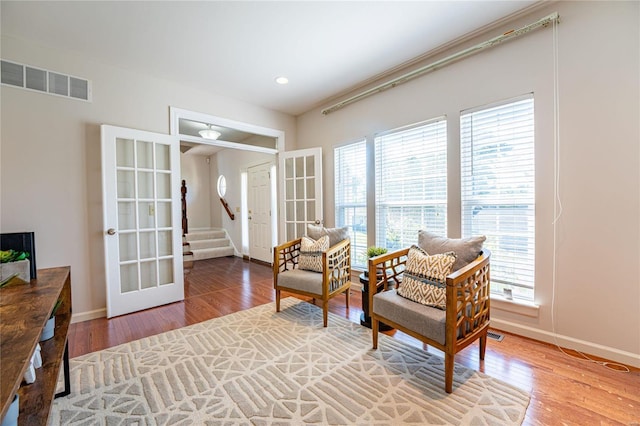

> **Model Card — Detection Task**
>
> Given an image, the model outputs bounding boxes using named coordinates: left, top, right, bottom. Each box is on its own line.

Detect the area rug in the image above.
left=50, top=298, right=530, bottom=425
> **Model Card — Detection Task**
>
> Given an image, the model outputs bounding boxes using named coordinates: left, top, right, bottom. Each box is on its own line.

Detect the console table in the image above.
left=0, top=266, right=72, bottom=425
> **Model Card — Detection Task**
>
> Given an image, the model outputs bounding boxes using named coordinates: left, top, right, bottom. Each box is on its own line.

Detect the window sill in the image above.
left=491, top=295, right=539, bottom=318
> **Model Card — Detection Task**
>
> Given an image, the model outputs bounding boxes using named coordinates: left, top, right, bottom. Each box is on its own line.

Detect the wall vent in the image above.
left=1, top=59, right=91, bottom=102
left=487, top=331, right=505, bottom=342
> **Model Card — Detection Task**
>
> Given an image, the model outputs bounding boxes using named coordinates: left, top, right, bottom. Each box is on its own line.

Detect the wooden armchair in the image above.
left=273, top=238, right=351, bottom=327
left=368, top=247, right=491, bottom=393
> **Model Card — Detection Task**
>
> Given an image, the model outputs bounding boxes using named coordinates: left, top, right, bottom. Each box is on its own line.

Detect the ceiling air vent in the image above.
left=1, top=60, right=91, bottom=102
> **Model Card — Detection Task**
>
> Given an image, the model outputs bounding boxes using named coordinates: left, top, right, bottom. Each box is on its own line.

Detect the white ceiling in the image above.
left=1, top=1, right=539, bottom=116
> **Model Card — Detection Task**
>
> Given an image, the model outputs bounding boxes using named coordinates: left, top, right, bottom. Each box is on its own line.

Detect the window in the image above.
left=375, top=119, right=447, bottom=251
left=460, top=96, right=535, bottom=301
left=334, top=140, right=367, bottom=268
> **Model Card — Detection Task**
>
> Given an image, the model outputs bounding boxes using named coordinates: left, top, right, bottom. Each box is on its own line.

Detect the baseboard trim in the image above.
left=71, top=308, right=106, bottom=324
left=491, top=318, right=640, bottom=368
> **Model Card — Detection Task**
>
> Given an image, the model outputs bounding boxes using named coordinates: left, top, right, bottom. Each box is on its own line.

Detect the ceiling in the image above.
left=1, top=1, right=540, bottom=117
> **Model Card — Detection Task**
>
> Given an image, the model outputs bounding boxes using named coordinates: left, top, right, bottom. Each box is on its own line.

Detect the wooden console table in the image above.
left=0, top=266, right=72, bottom=425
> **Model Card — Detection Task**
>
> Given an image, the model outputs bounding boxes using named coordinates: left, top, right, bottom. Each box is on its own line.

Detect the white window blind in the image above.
left=375, top=119, right=447, bottom=250
left=334, top=140, right=367, bottom=269
left=460, top=96, right=535, bottom=301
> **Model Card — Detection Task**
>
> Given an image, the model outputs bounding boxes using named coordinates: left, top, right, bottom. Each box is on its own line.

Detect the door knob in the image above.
left=107, top=228, right=116, bottom=235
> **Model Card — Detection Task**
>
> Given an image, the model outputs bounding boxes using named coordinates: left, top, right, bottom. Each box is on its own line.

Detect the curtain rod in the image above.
left=321, top=12, right=560, bottom=116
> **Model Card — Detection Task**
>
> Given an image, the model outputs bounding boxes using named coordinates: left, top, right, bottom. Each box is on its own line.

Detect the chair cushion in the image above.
left=299, top=235, right=329, bottom=272
left=307, top=224, right=349, bottom=247
left=418, top=230, right=485, bottom=271
left=276, top=268, right=323, bottom=295
left=373, top=289, right=446, bottom=346
left=396, top=245, right=456, bottom=310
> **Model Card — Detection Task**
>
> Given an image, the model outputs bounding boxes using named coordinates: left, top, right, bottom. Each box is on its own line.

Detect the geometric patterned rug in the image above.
left=50, top=298, right=530, bottom=425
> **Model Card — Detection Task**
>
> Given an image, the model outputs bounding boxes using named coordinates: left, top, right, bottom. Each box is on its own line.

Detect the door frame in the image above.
left=169, top=107, right=284, bottom=258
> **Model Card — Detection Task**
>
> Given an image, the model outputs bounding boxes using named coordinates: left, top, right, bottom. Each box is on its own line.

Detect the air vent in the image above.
left=1, top=60, right=91, bottom=102
left=487, top=331, right=504, bottom=342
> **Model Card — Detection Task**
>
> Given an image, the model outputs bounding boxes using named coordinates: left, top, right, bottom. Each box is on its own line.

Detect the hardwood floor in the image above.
left=69, top=257, right=640, bottom=425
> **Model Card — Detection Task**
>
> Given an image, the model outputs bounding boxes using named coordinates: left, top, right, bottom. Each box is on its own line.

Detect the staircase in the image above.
left=183, top=229, right=235, bottom=262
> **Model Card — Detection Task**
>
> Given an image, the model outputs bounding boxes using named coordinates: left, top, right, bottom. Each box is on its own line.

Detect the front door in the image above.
left=247, top=162, right=273, bottom=263
left=279, top=148, right=323, bottom=242
left=101, top=125, right=184, bottom=318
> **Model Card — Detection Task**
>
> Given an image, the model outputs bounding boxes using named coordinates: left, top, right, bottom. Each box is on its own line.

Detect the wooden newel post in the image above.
left=181, top=180, right=188, bottom=236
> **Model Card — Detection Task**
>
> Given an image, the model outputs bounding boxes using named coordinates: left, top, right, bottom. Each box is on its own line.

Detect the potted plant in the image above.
left=40, top=299, right=62, bottom=342
left=364, top=246, right=387, bottom=277
left=0, top=249, right=30, bottom=283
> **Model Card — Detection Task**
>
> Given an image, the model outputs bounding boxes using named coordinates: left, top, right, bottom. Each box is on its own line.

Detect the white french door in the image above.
left=279, top=148, right=323, bottom=242
left=247, top=162, right=273, bottom=263
left=101, top=125, right=184, bottom=318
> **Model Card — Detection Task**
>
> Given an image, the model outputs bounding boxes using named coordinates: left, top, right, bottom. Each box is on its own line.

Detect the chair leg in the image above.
left=372, top=318, right=379, bottom=349
left=322, top=300, right=328, bottom=327
left=345, top=288, right=350, bottom=309
left=444, top=353, right=455, bottom=393
left=275, top=290, right=281, bottom=312
left=479, top=331, right=487, bottom=360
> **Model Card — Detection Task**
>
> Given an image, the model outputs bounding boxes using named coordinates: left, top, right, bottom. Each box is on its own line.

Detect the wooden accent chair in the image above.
left=273, top=238, right=351, bottom=327
left=368, top=248, right=491, bottom=393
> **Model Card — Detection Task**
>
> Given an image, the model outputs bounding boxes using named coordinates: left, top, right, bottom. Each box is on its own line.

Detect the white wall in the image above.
left=0, top=35, right=296, bottom=321
left=297, top=2, right=639, bottom=366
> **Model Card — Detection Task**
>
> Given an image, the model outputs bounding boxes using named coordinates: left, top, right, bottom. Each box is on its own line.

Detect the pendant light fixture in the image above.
left=199, top=125, right=221, bottom=140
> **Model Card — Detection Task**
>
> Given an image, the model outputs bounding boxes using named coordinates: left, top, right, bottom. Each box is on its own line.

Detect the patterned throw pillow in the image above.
left=397, top=245, right=457, bottom=310
left=298, top=236, right=329, bottom=272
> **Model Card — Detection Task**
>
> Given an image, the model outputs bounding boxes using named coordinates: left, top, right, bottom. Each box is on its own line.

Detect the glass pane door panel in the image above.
left=285, top=201, right=294, bottom=221
left=117, top=170, right=135, bottom=198
left=156, top=173, right=170, bottom=199
left=140, top=261, right=157, bottom=289
left=287, top=223, right=295, bottom=238
left=138, top=201, right=156, bottom=228
left=297, top=223, right=305, bottom=237
left=159, top=259, right=173, bottom=285
left=116, top=138, right=134, bottom=167
left=285, top=158, right=293, bottom=178
left=306, top=156, right=315, bottom=176
left=296, top=201, right=305, bottom=221
left=136, top=141, right=154, bottom=169
left=156, top=144, right=170, bottom=170
left=295, top=157, right=304, bottom=175
left=295, top=178, right=304, bottom=198
left=120, top=263, right=138, bottom=293
left=139, top=231, right=156, bottom=259
left=156, top=202, right=171, bottom=227
left=158, top=230, right=172, bottom=256
left=285, top=180, right=294, bottom=199
left=307, top=201, right=316, bottom=221
left=118, top=202, right=136, bottom=230
left=137, top=171, right=154, bottom=198
left=306, top=178, right=315, bottom=198
left=119, top=233, right=137, bottom=262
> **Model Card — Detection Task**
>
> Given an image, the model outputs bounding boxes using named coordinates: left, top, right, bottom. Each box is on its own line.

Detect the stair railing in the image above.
left=220, top=198, right=235, bottom=220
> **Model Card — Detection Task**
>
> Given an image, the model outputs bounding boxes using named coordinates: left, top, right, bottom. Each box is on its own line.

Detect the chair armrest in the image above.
left=445, top=249, right=491, bottom=344
left=273, top=238, right=302, bottom=277
left=367, top=247, right=409, bottom=311
left=323, top=239, right=351, bottom=293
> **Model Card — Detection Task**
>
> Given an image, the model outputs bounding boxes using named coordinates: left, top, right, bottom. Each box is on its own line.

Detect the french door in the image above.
left=101, top=125, right=184, bottom=318
left=279, top=148, right=323, bottom=242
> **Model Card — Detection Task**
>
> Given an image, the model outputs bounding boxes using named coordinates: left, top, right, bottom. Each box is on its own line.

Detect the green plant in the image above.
left=50, top=299, right=63, bottom=319
left=0, top=249, right=29, bottom=263
left=366, top=246, right=387, bottom=258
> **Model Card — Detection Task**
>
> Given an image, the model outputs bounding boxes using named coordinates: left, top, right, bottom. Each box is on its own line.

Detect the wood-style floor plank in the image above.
left=69, top=257, right=640, bottom=425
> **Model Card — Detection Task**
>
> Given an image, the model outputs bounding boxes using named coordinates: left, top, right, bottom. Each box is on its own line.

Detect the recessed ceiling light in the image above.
left=275, top=76, right=289, bottom=85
